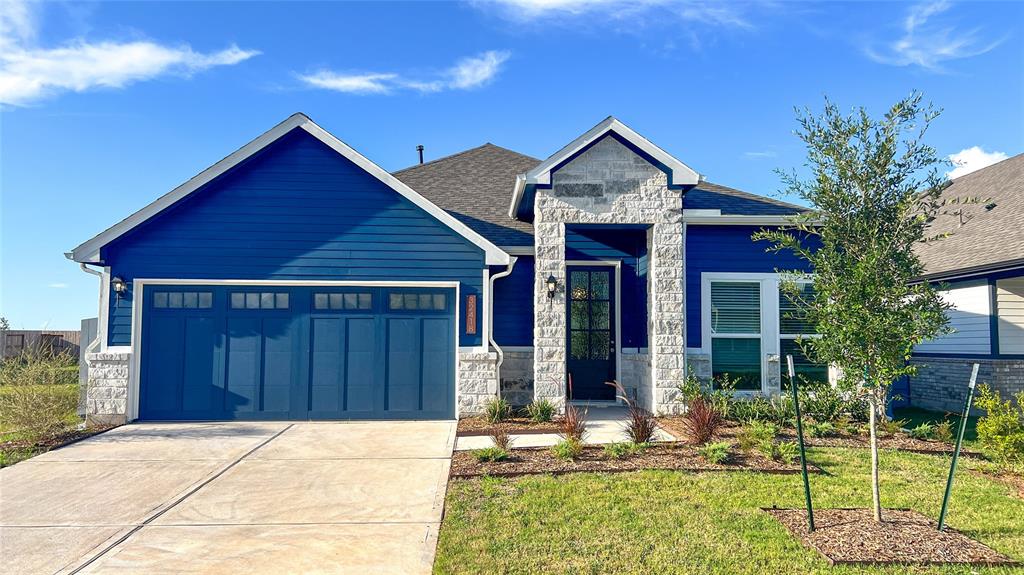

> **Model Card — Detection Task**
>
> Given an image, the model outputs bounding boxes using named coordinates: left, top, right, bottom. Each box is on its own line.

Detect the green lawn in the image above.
left=435, top=447, right=1024, bottom=574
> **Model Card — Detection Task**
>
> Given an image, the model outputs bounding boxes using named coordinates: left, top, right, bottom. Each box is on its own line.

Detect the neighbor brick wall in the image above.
left=909, top=356, right=1024, bottom=414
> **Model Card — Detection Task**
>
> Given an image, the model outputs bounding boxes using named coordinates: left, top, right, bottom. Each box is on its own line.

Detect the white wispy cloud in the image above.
left=865, top=0, right=1004, bottom=71
left=744, top=150, right=777, bottom=158
left=298, top=50, right=510, bottom=95
left=477, top=0, right=755, bottom=28
left=47, top=282, right=69, bottom=289
left=946, top=146, right=1008, bottom=179
left=0, top=0, right=259, bottom=106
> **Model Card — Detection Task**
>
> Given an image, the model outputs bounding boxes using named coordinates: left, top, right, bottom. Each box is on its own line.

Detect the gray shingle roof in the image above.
left=684, top=181, right=806, bottom=215
left=394, top=143, right=540, bottom=246
left=393, top=143, right=807, bottom=247
left=916, top=153, right=1024, bottom=279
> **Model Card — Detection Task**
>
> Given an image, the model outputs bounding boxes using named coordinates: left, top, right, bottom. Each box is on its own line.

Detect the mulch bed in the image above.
left=450, top=443, right=819, bottom=478
left=0, top=425, right=115, bottom=467
left=766, top=507, right=1018, bottom=566
left=659, top=419, right=984, bottom=458
left=456, top=416, right=561, bottom=436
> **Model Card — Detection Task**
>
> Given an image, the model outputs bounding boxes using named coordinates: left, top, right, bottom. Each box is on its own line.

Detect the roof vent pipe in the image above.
left=416, top=145, right=424, bottom=164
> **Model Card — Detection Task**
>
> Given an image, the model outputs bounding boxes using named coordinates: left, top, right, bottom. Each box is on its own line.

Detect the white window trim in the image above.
left=125, top=278, right=461, bottom=422
left=701, top=272, right=782, bottom=395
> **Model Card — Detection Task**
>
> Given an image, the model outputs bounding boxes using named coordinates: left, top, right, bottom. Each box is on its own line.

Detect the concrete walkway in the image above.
left=454, top=405, right=675, bottom=451
left=1, top=420, right=456, bottom=575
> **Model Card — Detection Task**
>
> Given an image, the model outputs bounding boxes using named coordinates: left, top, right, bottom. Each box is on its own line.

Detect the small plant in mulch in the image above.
left=483, top=397, right=512, bottom=424
left=471, top=446, right=509, bottom=463
left=806, top=421, right=836, bottom=438
left=738, top=420, right=778, bottom=452
left=932, top=420, right=954, bottom=443
left=606, top=380, right=659, bottom=444
left=877, top=417, right=909, bottom=438
left=558, top=404, right=588, bottom=443
left=766, top=508, right=1018, bottom=566
left=552, top=437, right=584, bottom=461
left=525, top=399, right=556, bottom=423
left=603, top=441, right=646, bottom=460
left=698, top=441, right=731, bottom=465
left=491, top=429, right=513, bottom=451
left=680, top=397, right=722, bottom=446
left=909, top=422, right=936, bottom=441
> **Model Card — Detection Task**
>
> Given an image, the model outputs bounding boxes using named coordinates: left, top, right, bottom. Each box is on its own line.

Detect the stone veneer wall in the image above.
left=85, top=352, right=131, bottom=425
left=457, top=351, right=499, bottom=416
left=533, top=136, right=686, bottom=414
left=621, top=351, right=651, bottom=407
left=909, top=357, right=1024, bottom=414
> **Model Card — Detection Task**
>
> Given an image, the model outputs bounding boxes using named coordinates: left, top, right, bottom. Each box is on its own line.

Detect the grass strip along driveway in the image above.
left=434, top=447, right=1024, bottom=574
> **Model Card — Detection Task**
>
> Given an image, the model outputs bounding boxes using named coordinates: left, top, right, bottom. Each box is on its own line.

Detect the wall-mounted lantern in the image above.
left=546, top=275, right=558, bottom=299
left=111, top=276, right=128, bottom=306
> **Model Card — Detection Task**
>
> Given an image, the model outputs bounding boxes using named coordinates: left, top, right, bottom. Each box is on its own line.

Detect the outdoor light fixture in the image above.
left=546, top=275, right=558, bottom=299
left=111, top=277, right=127, bottom=294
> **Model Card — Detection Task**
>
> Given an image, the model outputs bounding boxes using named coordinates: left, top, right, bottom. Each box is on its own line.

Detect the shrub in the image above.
left=491, top=429, right=512, bottom=451
left=483, top=397, right=512, bottom=424
left=606, top=381, right=659, bottom=444
left=0, top=350, right=80, bottom=435
left=680, top=397, right=722, bottom=445
left=877, top=418, right=908, bottom=437
left=558, top=404, right=588, bottom=442
left=975, top=384, right=1024, bottom=465
left=834, top=415, right=861, bottom=436
left=472, top=447, right=509, bottom=463
left=933, top=420, right=954, bottom=443
left=806, top=421, right=836, bottom=438
left=526, top=399, right=556, bottom=423
left=603, top=441, right=645, bottom=460
left=909, top=422, right=936, bottom=441
left=698, top=441, right=731, bottom=464
left=552, top=437, right=584, bottom=461
left=773, top=441, right=800, bottom=465
left=800, top=385, right=868, bottom=423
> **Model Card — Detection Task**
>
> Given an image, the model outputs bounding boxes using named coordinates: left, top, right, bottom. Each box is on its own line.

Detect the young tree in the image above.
left=755, top=93, right=954, bottom=522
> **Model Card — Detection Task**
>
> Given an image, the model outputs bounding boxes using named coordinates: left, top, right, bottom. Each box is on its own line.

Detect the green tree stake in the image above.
left=787, top=355, right=814, bottom=532
left=938, top=362, right=979, bottom=531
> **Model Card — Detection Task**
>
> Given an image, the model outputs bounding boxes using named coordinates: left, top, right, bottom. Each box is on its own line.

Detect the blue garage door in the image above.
left=140, top=285, right=455, bottom=420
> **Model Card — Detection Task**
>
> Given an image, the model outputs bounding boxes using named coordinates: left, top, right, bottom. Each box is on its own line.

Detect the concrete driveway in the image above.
left=1, top=420, right=456, bottom=575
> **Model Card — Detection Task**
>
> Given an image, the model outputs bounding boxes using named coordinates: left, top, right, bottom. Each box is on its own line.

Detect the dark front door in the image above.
left=566, top=266, right=616, bottom=401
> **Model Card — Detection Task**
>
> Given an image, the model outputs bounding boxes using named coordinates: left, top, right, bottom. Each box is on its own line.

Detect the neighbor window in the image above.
left=779, top=283, right=827, bottom=387
left=997, top=277, right=1024, bottom=354
left=710, top=281, right=761, bottom=391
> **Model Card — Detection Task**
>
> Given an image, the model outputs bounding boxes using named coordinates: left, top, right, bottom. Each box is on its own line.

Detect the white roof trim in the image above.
left=509, top=116, right=700, bottom=218
left=70, top=113, right=510, bottom=266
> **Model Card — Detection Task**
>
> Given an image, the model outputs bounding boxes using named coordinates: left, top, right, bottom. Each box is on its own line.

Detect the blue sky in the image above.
left=1, top=0, right=1022, bottom=330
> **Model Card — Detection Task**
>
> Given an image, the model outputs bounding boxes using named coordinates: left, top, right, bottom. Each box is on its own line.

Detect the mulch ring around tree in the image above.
left=766, top=508, right=1019, bottom=566
left=456, top=417, right=561, bottom=436
left=659, top=419, right=984, bottom=459
left=450, top=443, right=820, bottom=479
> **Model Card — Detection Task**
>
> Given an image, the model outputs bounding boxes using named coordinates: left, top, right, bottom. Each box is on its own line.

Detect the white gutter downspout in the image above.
left=74, top=260, right=103, bottom=356
left=488, top=256, right=518, bottom=399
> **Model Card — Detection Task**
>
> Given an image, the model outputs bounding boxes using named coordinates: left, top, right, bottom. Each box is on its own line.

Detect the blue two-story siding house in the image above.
left=70, top=114, right=814, bottom=423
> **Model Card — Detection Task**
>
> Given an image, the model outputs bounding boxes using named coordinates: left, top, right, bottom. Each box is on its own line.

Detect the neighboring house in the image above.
left=907, top=153, right=1024, bottom=412
left=0, top=330, right=80, bottom=360
left=68, top=114, right=814, bottom=424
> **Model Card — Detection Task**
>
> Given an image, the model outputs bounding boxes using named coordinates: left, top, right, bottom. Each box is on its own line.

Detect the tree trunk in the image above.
left=868, top=395, right=882, bottom=522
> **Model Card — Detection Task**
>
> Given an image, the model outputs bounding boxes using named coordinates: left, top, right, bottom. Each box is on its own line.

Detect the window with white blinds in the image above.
left=710, top=281, right=762, bottom=391
left=710, top=282, right=761, bottom=335
left=779, top=283, right=827, bottom=387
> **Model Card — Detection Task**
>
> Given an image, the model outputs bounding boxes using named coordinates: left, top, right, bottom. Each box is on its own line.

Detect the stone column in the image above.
left=85, top=351, right=131, bottom=426
left=650, top=216, right=686, bottom=414
left=533, top=216, right=567, bottom=410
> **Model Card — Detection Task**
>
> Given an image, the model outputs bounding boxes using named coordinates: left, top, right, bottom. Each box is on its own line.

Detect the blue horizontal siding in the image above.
left=686, top=225, right=813, bottom=348
left=566, top=226, right=649, bottom=348
left=104, top=128, right=486, bottom=347
left=492, top=257, right=535, bottom=347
